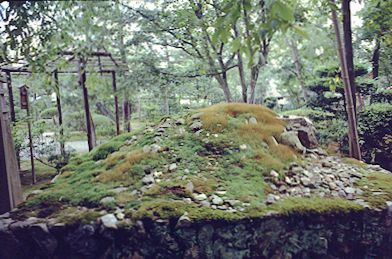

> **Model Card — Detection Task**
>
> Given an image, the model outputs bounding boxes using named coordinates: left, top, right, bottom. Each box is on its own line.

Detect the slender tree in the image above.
left=330, top=0, right=361, bottom=160
left=342, top=0, right=357, bottom=114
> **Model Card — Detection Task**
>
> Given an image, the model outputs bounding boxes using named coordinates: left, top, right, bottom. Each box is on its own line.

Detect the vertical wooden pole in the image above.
left=5, top=72, right=16, bottom=122
left=26, top=93, right=36, bottom=184
left=330, top=0, right=361, bottom=160
left=53, top=70, right=65, bottom=156
left=0, top=75, right=22, bottom=213
left=111, top=71, right=120, bottom=135
left=78, top=57, right=96, bottom=151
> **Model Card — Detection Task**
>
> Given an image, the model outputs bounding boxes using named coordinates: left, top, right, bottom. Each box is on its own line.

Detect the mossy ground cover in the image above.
left=17, top=103, right=392, bottom=223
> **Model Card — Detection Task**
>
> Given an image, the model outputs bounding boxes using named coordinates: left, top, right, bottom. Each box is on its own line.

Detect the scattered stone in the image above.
left=270, top=170, right=279, bottom=178
left=266, top=194, right=277, bottom=204
left=176, top=118, right=185, bottom=125
left=344, top=187, right=355, bottom=194
left=239, top=144, right=247, bottom=150
left=142, top=174, right=155, bottom=185
left=248, top=117, right=257, bottom=124
left=150, top=144, right=161, bottom=153
left=190, top=121, right=203, bottom=131
left=101, top=214, right=118, bottom=229
left=183, top=198, right=192, bottom=204
left=100, top=197, right=116, bottom=205
left=185, top=182, right=194, bottom=193
left=169, top=163, right=177, bottom=172
left=193, top=193, right=207, bottom=201
left=176, top=212, right=191, bottom=228
left=215, top=190, right=227, bottom=196
left=200, top=200, right=211, bottom=207
left=116, top=212, right=125, bottom=220
left=191, top=112, right=204, bottom=120
left=211, top=195, right=224, bottom=205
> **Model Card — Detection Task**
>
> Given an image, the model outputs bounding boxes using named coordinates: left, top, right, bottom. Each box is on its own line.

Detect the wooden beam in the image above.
left=0, top=75, right=22, bottom=214
left=78, top=57, right=96, bottom=151
left=111, top=71, right=120, bottom=135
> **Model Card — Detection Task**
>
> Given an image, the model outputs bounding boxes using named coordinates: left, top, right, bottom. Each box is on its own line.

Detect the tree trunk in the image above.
left=372, top=37, right=380, bottom=80
left=5, top=72, right=15, bottom=122
left=237, top=51, right=248, bottom=103
left=214, top=73, right=232, bottom=102
left=111, top=71, right=120, bottom=135
left=53, top=70, right=65, bottom=157
left=78, top=57, right=96, bottom=151
left=123, top=98, right=131, bottom=132
left=342, top=0, right=357, bottom=115
left=331, top=0, right=361, bottom=160
left=287, top=38, right=308, bottom=103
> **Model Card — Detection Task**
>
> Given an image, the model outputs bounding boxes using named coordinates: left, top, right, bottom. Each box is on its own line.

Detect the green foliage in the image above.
left=91, top=141, right=123, bottom=161
left=40, top=107, right=57, bottom=119
left=358, top=103, right=392, bottom=166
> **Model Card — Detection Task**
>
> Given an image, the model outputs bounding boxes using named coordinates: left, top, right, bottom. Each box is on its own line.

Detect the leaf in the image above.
left=293, top=25, right=309, bottom=39
left=273, top=1, right=294, bottom=22
left=231, top=38, right=241, bottom=52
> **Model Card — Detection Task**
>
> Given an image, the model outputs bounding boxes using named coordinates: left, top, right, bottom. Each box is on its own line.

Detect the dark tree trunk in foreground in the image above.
left=78, top=57, right=96, bottom=151
left=111, top=71, right=120, bottom=135
left=342, top=0, right=357, bottom=115
left=372, top=37, right=380, bottom=80
left=331, top=0, right=361, bottom=160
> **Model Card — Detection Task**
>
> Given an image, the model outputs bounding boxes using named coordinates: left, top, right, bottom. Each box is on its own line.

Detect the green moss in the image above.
left=357, top=172, right=392, bottom=208
left=91, top=141, right=123, bottom=161
left=270, top=197, right=363, bottom=215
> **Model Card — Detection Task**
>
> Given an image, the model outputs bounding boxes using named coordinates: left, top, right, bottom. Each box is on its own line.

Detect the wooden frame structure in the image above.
left=1, top=50, right=127, bottom=152
left=0, top=74, right=22, bottom=214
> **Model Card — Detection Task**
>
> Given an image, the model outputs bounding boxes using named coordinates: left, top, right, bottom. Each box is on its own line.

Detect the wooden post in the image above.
left=20, top=85, right=36, bottom=184
left=78, top=57, right=96, bottom=151
left=0, top=74, right=22, bottom=213
left=330, top=0, right=361, bottom=160
left=53, top=70, right=65, bottom=156
left=111, top=71, right=120, bottom=135
left=5, top=72, right=16, bottom=122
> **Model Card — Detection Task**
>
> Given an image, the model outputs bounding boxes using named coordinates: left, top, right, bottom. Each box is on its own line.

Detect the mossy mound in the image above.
left=15, top=103, right=392, bottom=224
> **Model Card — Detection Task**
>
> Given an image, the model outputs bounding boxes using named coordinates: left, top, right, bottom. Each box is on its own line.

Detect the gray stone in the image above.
left=266, top=194, right=277, bottom=204
left=200, top=200, right=211, bottom=207
left=185, top=181, right=194, bottom=193
left=248, top=117, right=257, bottom=124
left=176, top=212, right=191, bottom=228
left=193, top=193, right=207, bottom=201
left=100, top=196, right=115, bottom=205
left=150, top=144, right=161, bottom=153
left=142, top=174, right=155, bottom=185
left=344, top=187, right=355, bottom=194
left=101, top=214, right=118, bottom=229
left=176, top=118, right=185, bottom=125
left=270, top=170, right=279, bottom=178
left=191, top=112, right=204, bottom=120
left=169, top=163, right=177, bottom=172
left=300, top=177, right=311, bottom=186
left=211, top=195, right=224, bottom=205
left=190, top=121, right=203, bottom=132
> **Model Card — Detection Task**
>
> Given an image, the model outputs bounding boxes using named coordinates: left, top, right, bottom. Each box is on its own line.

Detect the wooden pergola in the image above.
left=1, top=50, right=128, bottom=152
left=0, top=50, right=129, bottom=212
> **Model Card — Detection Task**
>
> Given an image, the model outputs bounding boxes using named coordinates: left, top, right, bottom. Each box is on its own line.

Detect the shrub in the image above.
left=40, top=107, right=58, bottom=119
left=358, top=103, right=392, bottom=170
left=91, top=141, right=122, bottom=161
